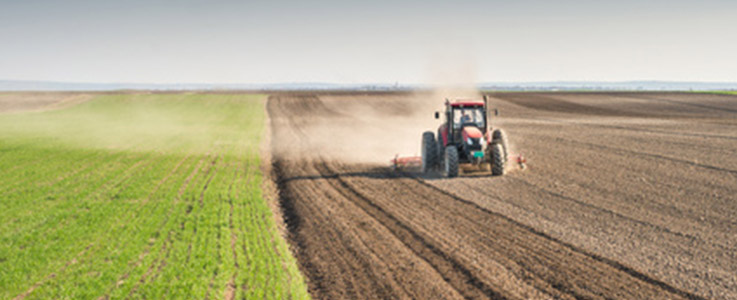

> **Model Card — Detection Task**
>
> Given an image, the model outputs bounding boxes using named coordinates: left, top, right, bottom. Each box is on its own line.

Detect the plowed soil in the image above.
left=269, top=92, right=737, bottom=299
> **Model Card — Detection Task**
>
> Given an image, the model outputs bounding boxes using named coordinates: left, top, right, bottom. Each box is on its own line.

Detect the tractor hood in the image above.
left=462, top=127, right=483, bottom=139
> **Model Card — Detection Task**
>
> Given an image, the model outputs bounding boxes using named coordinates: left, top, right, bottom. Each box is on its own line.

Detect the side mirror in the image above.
left=494, top=109, right=499, bottom=116
left=434, top=111, right=439, bottom=119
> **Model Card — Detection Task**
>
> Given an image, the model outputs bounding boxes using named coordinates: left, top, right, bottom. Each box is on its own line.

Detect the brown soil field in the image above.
left=0, top=92, right=93, bottom=113
left=269, top=92, right=737, bottom=299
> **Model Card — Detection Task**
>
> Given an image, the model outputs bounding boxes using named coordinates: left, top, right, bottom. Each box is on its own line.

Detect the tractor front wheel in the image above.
left=444, top=146, right=459, bottom=178
left=421, top=131, right=438, bottom=173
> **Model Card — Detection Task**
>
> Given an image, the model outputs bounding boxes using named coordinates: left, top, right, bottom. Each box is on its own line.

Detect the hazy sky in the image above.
left=1, top=0, right=735, bottom=84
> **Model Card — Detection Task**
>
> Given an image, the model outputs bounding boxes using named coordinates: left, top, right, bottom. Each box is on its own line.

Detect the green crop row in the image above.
left=0, top=94, right=309, bottom=299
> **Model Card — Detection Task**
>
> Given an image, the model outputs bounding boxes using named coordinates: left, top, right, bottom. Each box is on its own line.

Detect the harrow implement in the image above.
left=391, top=153, right=527, bottom=171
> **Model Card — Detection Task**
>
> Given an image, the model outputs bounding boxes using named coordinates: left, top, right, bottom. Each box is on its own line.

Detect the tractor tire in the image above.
left=492, top=128, right=509, bottom=163
left=421, top=131, right=438, bottom=173
left=443, top=146, right=459, bottom=178
left=491, top=142, right=506, bottom=176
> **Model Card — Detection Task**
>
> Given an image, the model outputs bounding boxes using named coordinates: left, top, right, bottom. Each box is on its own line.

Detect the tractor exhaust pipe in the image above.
left=483, top=95, right=489, bottom=132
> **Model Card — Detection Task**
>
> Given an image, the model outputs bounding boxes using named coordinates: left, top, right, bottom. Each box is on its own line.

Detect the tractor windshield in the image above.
left=452, top=107, right=485, bottom=129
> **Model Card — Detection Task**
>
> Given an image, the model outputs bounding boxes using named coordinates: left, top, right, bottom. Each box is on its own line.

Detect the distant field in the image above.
left=0, top=94, right=309, bottom=299
left=694, top=90, right=737, bottom=96
left=0, top=92, right=94, bottom=113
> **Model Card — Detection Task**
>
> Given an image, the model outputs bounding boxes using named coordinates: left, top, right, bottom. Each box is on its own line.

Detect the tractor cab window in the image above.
left=452, top=107, right=484, bottom=129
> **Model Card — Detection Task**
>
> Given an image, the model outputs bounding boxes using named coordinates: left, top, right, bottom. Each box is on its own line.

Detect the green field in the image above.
left=0, top=94, right=309, bottom=299
left=695, top=90, right=737, bottom=96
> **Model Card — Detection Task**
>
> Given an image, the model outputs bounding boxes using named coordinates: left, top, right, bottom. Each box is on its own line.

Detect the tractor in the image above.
left=421, top=96, right=509, bottom=177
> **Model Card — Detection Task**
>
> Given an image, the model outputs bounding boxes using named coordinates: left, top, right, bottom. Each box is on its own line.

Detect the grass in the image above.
left=0, top=94, right=309, bottom=299
left=684, top=90, right=737, bottom=96
left=710, top=91, right=737, bottom=95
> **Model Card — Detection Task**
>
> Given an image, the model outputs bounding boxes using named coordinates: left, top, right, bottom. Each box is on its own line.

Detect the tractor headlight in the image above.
left=480, top=137, right=486, bottom=145
left=466, top=138, right=472, bottom=145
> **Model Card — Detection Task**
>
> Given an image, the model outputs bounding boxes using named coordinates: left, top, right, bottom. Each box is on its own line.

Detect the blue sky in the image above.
left=0, top=0, right=735, bottom=84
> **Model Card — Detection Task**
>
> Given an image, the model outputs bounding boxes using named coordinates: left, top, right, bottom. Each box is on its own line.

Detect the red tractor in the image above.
left=422, top=96, right=509, bottom=177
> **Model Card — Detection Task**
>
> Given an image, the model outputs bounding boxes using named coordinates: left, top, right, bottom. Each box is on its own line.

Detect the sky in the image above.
left=0, top=0, right=735, bottom=84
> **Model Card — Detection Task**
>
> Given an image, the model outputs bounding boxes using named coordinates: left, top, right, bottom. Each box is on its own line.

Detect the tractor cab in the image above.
left=451, top=104, right=485, bottom=130
left=436, top=100, right=488, bottom=148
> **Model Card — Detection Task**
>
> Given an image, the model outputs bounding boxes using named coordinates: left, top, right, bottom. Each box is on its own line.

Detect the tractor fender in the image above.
left=438, top=124, right=449, bottom=146
left=485, top=131, right=494, bottom=145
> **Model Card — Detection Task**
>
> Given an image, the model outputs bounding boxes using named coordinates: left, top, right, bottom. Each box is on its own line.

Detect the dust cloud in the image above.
left=272, top=60, right=489, bottom=166
left=271, top=56, right=524, bottom=170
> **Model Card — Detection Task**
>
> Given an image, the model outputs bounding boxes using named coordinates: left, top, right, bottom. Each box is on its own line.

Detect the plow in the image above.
left=391, top=96, right=526, bottom=176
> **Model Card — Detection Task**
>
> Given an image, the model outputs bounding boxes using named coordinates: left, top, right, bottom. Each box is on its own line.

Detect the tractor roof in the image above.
left=449, top=101, right=484, bottom=108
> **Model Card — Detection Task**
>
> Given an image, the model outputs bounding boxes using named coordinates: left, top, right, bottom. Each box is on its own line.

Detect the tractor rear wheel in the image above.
left=421, top=131, right=438, bottom=173
left=444, top=146, right=459, bottom=178
left=492, top=128, right=509, bottom=163
left=491, top=142, right=506, bottom=176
